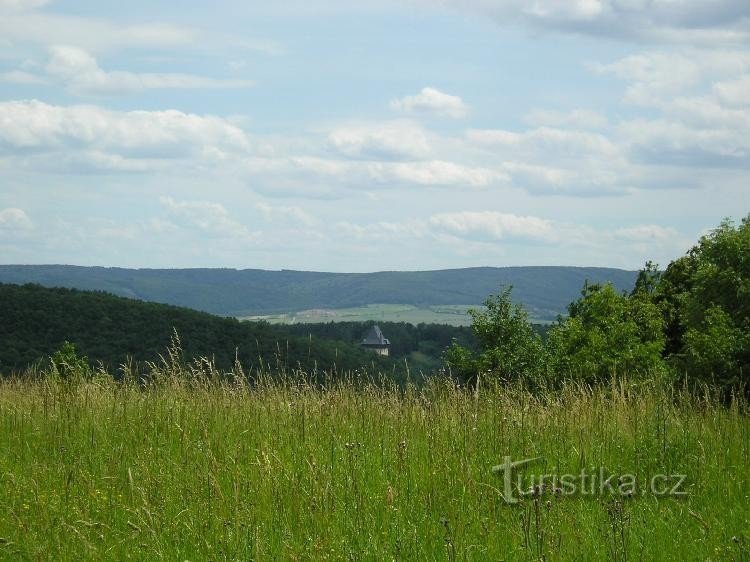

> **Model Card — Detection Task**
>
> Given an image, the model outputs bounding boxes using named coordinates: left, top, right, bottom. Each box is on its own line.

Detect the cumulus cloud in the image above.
left=595, top=50, right=750, bottom=169
left=466, top=126, right=626, bottom=195
left=712, top=75, right=750, bottom=108
left=255, top=201, right=317, bottom=226
left=614, top=224, right=679, bottom=242
left=0, top=207, right=33, bottom=231
left=327, top=120, right=431, bottom=160
left=40, top=45, right=253, bottom=96
left=383, top=160, right=503, bottom=187
left=243, top=156, right=507, bottom=194
left=594, top=50, right=750, bottom=106
left=426, top=0, right=750, bottom=45
left=390, top=87, right=468, bottom=119
left=0, top=100, right=251, bottom=160
left=524, top=108, right=608, bottom=129
left=0, top=0, right=49, bottom=11
left=0, top=10, right=199, bottom=53
left=334, top=212, right=687, bottom=261
left=620, top=117, right=750, bottom=168
left=160, top=196, right=259, bottom=241
left=334, top=219, right=426, bottom=242
left=0, top=70, right=47, bottom=84
left=429, top=211, right=556, bottom=243
left=467, top=126, right=618, bottom=157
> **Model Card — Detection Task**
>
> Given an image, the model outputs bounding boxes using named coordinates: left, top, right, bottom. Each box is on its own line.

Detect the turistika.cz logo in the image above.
left=491, top=456, right=688, bottom=504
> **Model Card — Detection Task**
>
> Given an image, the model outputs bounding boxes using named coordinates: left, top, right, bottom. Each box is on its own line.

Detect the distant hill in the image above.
left=0, top=283, right=393, bottom=376
left=0, top=265, right=638, bottom=320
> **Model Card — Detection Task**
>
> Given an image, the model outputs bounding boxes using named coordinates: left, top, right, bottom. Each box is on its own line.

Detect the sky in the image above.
left=0, top=0, right=748, bottom=272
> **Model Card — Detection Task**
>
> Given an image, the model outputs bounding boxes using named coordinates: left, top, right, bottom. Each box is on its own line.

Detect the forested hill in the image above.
left=0, top=283, right=393, bottom=376
left=0, top=265, right=638, bottom=319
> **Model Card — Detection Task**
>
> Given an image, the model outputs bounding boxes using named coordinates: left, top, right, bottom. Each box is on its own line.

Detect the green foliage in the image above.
left=442, top=340, right=479, bottom=381
left=655, top=216, right=750, bottom=388
left=683, top=306, right=748, bottom=386
left=49, top=341, right=90, bottom=381
left=0, top=283, right=393, bottom=378
left=631, top=260, right=662, bottom=297
left=444, top=287, right=545, bottom=382
left=547, top=283, right=665, bottom=382
left=653, top=254, right=697, bottom=356
left=283, top=320, right=479, bottom=374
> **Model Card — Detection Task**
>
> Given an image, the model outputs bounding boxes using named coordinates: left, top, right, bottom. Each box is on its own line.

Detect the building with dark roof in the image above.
left=360, top=324, right=390, bottom=356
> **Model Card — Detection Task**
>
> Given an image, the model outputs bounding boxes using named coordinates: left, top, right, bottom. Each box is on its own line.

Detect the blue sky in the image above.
left=0, top=0, right=748, bottom=272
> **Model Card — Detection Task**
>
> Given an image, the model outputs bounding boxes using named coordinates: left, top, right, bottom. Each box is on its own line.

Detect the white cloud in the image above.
left=466, top=126, right=626, bottom=194
left=255, top=201, right=317, bottom=226
left=42, top=45, right=253, bottom=96
left=0, top=70, right=47, bottom=84
left=0, top=11, right=199, bottom=53
left=524, top=108, right=608, bottom=129
left=0, top=100, right=252, bottom=160
left=426, top=0, right=750, bottom=45
left=619, top=117, right=750, bottom=168
left=23, top=150, right=173, bottom=174
left=347, top=211, right=689, bottom=262
left=502, top=162, right=623, bottom=195
left=429, top=211, right=556, bottom=242
left=594, top=50, right=750, bottom=106
left=390, top=87, right=468, bottom=119
left=0, top=207, right=33, bottom=231
left=713, top=75, right=750, bottom=108
left=468, top=126, right=618, bottom=157
left=614, top=224, right=678, bottom=242
left=594, top=52, right=707, bottom=106
left=384, top=160, right=503, bottom=187
left=594, top=50, right=750, bottom=170
left=334, top=219, right=426, bottom=242
left=328, top=120, right=431, bottom=160
left=243, top=156, right=507, bottom=194
left=160, top=196, right=259, bottom=241
left=0, top=0, right=49, bottom=11
left=331, top=212, right=687, bottom=265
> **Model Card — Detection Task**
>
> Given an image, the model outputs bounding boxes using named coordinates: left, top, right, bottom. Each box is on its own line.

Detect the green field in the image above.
left=242, top=303, right=484, bottom=326
left=0, top=363, right=747, bottom=560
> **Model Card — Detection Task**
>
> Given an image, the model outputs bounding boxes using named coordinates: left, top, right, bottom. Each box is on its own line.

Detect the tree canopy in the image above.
left=447, top=215, right=749, bottom=391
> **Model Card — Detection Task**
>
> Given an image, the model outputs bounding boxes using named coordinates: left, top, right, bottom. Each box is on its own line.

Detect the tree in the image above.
left=547, top=283, right=665, bottom=382
left=443, top=287, right=545, bottom=383
left=663, top=216, right=750, bottom=387
left=652, top=254, right=698, bottom=356
left=631, top=260, right=662, bottom=297
left=683, top=306, right=748, bottom=387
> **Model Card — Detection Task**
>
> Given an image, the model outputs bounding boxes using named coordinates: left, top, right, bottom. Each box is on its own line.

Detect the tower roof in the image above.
left=361, top=324, right=390, bottom=346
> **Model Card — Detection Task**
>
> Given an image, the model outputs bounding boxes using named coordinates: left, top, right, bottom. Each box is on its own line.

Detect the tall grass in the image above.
left=0, top=355, right=748, bottom=560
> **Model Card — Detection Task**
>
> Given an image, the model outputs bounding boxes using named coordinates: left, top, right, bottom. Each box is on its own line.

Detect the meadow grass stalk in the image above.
left=0, top=361, right=748, bottom=560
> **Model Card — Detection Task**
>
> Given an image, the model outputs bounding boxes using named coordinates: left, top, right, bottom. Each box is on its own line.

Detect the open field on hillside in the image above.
left=0, top=367, right=747, bottom=560
left=241, top=303, right=486, bottom=326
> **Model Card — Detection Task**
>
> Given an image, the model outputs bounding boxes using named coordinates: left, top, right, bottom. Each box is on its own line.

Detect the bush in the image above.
left=50, top=341, right=91, bottom=381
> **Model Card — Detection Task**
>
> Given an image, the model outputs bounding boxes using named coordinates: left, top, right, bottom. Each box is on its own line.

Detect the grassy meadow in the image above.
left=0, top=360, right=748, bottom=560
left=240, top=303, right=483, bottom=326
